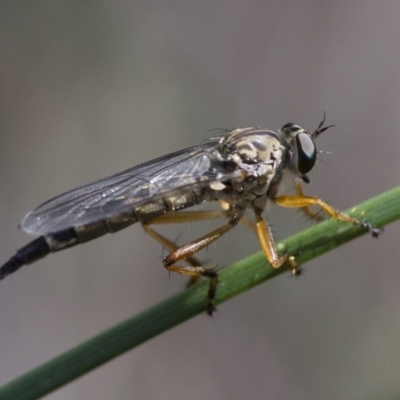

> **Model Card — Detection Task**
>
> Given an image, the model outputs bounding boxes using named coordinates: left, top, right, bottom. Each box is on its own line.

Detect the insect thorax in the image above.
left=208, top=128, right=286, bottom=212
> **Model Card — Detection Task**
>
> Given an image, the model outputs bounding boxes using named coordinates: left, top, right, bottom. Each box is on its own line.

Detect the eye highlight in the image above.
left=295, top=132, right=316, bottom=174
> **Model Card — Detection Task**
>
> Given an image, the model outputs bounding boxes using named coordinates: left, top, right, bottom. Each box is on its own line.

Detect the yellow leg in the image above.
left=163, top=222, right=236, bottom=268
left=143, top=209, right=232, bottom=283
left=294, top=180, right=324, bottom=222
left=142, top=223, right=202, bottom=268
left=254, top=214, right=300, bottom=275
left=148, top=210, right=229, bottom=224
left=163, top=222, right=237, bottom=316
left=143, top=211, right=241, bottom=315
left=273, top=195, right=380, bottom=236
left=240, top=215, right=258, bottom=234
left=255, top=214, right=287, bottom=268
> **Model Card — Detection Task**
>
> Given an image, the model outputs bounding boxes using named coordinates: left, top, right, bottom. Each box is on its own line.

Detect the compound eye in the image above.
left=295, top=132, right=316, bottom=174
left=281, top=123, right=304, bottom=135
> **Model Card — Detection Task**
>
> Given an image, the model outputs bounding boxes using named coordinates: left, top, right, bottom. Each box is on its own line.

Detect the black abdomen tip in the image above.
left=0, top=256, right=23, bottom=280
left=0, top=236, right=51, bottom=280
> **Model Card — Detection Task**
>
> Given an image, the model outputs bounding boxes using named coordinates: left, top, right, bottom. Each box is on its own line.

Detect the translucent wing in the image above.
left=20, top=138, right=225, bottom=235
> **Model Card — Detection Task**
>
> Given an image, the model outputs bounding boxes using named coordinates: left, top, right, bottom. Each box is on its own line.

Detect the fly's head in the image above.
left=280, top=115, right=334, bottom=179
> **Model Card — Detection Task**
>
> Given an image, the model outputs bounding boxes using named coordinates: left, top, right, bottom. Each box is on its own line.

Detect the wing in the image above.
left=20, top=138, right=225, bottom=235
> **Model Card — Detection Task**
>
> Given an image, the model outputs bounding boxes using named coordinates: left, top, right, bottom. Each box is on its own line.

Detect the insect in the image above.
left=0, top=116, right=380, bottom=314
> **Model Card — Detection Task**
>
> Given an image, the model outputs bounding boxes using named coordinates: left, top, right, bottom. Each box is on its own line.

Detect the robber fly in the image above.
left=0, top=116, right=380, bottom=314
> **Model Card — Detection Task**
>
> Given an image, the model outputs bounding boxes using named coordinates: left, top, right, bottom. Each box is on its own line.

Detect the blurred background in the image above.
left=1, top=2, right=400, bottom=399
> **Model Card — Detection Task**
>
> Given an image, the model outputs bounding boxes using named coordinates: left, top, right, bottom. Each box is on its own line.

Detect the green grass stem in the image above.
left=0, top=186, right=399, bottom=400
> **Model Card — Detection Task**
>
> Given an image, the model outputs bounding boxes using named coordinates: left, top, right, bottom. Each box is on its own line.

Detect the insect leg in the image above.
left=162, top=215, right=241, bottom=315
left=163, top=223, right=236, bottom=315
left=294, top=180, right=324, bottom=222
left=142, top=223, right=202, bottom=270
left=239, top=215, right=258, bottom=234
left=147, top=210, right=229, bottom=224
left=163, top=219, right=238, bottom=268
left=151, top=208, right=258, bottom=233
left=273, top=195, right=380, bottom=236
left=143, top=209, right=230, bottom=279
left=143, top=210, right=236, bottom=315
left=254, top=213, right=300, bottom=275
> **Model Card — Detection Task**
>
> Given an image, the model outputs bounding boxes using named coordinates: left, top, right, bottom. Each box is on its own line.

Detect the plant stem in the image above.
left=0, top=186, right=399, bottom=400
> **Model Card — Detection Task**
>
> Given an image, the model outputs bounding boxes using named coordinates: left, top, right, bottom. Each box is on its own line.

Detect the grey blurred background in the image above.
left=1, top=2, right=400, bottom=399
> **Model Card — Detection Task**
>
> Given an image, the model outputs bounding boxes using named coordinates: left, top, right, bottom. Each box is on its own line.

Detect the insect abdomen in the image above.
left=0, top=229, right=77, bottom=280
left=0, top=185, right=216, bottom=280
